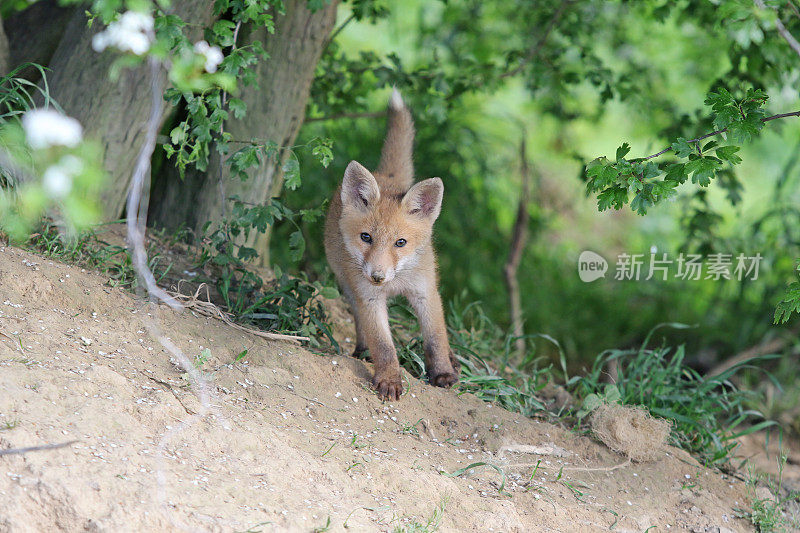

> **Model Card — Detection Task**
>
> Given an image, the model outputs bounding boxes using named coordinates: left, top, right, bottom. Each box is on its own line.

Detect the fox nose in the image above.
left=371, top=272, right=385, bottom=284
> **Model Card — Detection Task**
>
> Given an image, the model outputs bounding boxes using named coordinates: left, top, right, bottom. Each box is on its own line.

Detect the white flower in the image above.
left=92, top=11, right=154, bottom=55
left=193, top=41, right=224, bottom=73
left=22, top=109, right=83, bottom=150
left=42, top=155, right=83, bottom=199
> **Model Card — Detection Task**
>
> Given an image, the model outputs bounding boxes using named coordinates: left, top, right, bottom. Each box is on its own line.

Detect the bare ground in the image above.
left=0, top=244, right=763, bottom=532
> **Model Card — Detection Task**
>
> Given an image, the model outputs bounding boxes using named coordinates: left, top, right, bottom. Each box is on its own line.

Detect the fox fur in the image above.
left=324, top=89, right=459, bottom=401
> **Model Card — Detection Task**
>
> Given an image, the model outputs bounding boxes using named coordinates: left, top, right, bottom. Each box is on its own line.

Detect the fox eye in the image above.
left=360, top=232, right=372, bottom=244
left=395, top=238, right=407, bottom=248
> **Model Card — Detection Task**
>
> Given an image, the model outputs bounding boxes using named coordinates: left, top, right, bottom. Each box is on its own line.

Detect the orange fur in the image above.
left=323, top=90, right=458, bottom=401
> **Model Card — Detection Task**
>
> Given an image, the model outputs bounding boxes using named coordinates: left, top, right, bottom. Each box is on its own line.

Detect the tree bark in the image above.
left=4, top=0, right=74, bottom=81
left=150, top=0, right=339, bottom=268
left=39, top=2, right=216, bottom=220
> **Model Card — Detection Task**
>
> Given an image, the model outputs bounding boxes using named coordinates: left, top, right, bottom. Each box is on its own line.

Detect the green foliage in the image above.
left=0, top=63, right=61, bottom=120
left=586, top=88, right=774, bottom=216
left=391, top=497, right=448, bottom=533
left=568, top=324, right=778, bottom=464
left=160, top=0, right=270, bottom=175
left=736, top=452, right=800, bottom=532
left=198, top=198, right=338, bottom=348
left=0, top=119, right=106, bottom=241
left=0, top=61, right=107, bottom=240
left=31, top=221, right=171, bottom=289
left=774, top=279, right=800, bottom=325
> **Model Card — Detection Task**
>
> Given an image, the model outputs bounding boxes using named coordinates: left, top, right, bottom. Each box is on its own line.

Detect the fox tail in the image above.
left=377, top=88, right=415, bottom=188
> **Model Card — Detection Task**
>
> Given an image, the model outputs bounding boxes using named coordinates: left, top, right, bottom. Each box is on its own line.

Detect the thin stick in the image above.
left=0, top=440, right=77, bottom=456
left=508, top=459, right=632, bottom=473
left=500, top=0, right=572, bottom=79
left=504, top=137, right=532, bottom=358
left=755, top=0, right=800, bottom=58
left=636, top=110, right=800, bottom=161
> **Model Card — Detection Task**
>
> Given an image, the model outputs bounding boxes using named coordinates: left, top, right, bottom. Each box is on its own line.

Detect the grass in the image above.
left=391, top=297, right=778, bottom=467
left=568, top=323, right=779, bottom=465
left=31, top=220, right=171, bottom=290
left=391, top=297, right=551, bottom=418
left=311, top=516, right=331, bottom=533
left=0, top=62, right=61, bottom=122
left=391, top=496, right=448, bottom=533
left=26, top=221, right=339, bottom=348
left=736, top=451, right=800, bottom=531
left=445, top=462, right=510, bottom=497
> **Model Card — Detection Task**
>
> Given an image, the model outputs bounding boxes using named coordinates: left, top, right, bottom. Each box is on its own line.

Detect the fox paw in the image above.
left=372, top=374, right=403, bottom=401
left=429, top=370, right=459, bottom=388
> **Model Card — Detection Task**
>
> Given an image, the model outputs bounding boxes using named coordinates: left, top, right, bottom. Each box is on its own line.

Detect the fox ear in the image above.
left=341, top=160, right=380, bottom=210
left=402, top=177, right=443, bottom=221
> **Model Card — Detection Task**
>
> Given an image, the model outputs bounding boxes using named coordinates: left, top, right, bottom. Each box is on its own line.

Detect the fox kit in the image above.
left=324, top=89, right=459, bottom=401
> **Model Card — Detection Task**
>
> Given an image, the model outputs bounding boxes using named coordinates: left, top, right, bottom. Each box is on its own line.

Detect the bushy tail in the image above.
left=377, top=88, right=415, bottom=188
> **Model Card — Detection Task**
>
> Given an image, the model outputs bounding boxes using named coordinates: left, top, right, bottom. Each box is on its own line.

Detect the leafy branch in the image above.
left=586, top=88, right=800, bottom=215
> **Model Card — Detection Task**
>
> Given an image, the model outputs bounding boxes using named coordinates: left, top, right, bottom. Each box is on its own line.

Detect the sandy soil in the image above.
left=0, top=244, right=761, bottom=532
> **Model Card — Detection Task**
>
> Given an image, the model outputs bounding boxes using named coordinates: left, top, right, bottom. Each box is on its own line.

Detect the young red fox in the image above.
left=324, top=89, right=459, bottom=401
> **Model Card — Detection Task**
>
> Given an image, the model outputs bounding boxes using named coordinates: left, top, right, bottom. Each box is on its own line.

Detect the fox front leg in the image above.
left=341, top=285, right=368, bottom=360
left=406, top=284, right=460, bottom=388
left=354, top=296, right=403, bottom=400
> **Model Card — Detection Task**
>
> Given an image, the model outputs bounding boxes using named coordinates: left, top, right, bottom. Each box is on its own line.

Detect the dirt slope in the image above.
left=0, top=245, right=753, bottom=532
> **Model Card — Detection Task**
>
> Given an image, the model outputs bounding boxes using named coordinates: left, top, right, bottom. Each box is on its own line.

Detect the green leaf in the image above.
left=615, top=143, right=631, bottom=162
left=671, top=138, right=693, bottom=158
left=641, top=161, right=660, bottom=180
left=685, top=157, right=720, bottom=186
left=597, top=187, right=627, bottom=211
left=774, top=281, right=800, bottom=324
left=664, top=163, right=688, bottom=184
left=283, top=157, right=301, bottom=190
left=310, top=137, right=334, bottom=168
left=320, top=286, right=340, bottom=299
left=288, top=230, right=305, bottom=262
left=702, top=140, right=718, bottom=152
left=228, top=98, right=247, bottom=119
left=715, top=145, right=742, bottom=165
left=169, top=126, right=186, bottom=144
left=212, top=19, right=236, bottom=47
left=630, top=192, right=653, bottom=215
left=603, top=384, right=621, bottom=404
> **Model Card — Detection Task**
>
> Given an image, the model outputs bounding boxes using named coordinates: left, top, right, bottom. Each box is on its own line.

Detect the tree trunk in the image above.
left=150, top=0, right=339, bottom=268
left=4, top=1, right=74, bottom=82
left=39, top=2, right=216, bottom=220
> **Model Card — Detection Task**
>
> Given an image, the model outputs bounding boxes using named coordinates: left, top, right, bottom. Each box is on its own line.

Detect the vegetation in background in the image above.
left=276, top=0, right=800, bottom=368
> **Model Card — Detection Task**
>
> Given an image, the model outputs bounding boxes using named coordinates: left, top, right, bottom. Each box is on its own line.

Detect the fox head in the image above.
left=339, top=160, right=443, bottom=285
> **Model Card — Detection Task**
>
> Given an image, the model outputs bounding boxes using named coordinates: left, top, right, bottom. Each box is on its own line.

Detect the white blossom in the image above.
left=22, top=109, right=83, bottom=150
left=42, top=155, right=83, bottom=199
left=92, top=11, right=154, bottom=55
left=193, top=41, right=224, bottom=73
